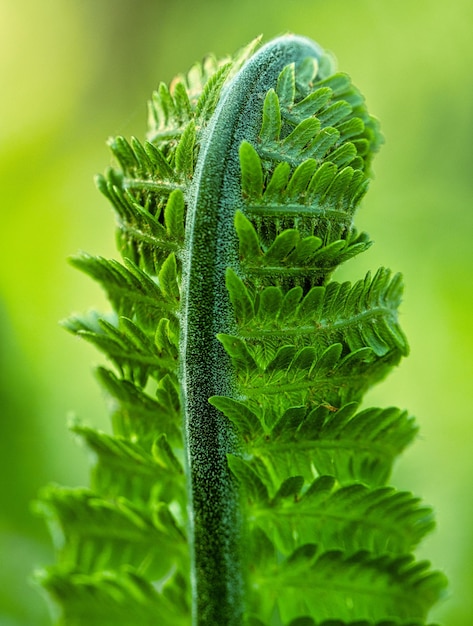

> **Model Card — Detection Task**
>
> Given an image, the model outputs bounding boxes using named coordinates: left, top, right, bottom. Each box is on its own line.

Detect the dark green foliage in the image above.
left=38, top=35, right=446, bottom=626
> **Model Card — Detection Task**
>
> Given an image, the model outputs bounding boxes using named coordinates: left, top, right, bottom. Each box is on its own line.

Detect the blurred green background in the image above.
left=1, top=0, right=472, bottom=624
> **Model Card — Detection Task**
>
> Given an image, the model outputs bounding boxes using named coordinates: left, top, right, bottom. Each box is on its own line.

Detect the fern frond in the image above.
left=38, top=486, right=186, bottom=578
left=226, top=266, right=408, bottom=357
left=147, top=40, right=261, bottom=145
left=70, top=254, right=177, bottom=329
left=218, top=333, right=398, bottom=413
left=249, top=533, right=445, bottom=625
left=93, top=366, right=181, bottom=445
left=64, top=311, right=177, bottom=386
left=71, top=424, right=184, bottom=505
left=38, top=567, right=190, bottom=626
left=97, top=51, right=236, bottom=277
left=217, top=400, right=416, bottom=486
left=95, top=175, right=183, bottom=275
left=263, top=68, right=380, bottom=172
left=234, top=210, right=372, bottom=287
left=227, top=469, right=434, bottom=556
left=233, top=68, right=383, bottom=290
left=38, top=35, right=445, bottom=626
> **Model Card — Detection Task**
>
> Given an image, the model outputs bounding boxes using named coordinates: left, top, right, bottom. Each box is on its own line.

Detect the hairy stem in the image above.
left=180, top=35, right=323, bottom=626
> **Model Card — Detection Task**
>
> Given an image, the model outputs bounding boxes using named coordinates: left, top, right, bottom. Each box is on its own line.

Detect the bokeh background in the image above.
left=1, top=1, right=472, bottom=624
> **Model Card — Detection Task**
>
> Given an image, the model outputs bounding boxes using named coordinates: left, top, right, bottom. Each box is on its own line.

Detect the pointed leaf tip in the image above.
left=240, top=141, right=264, bottom=200
left=225, top=268, right=255, bottom=326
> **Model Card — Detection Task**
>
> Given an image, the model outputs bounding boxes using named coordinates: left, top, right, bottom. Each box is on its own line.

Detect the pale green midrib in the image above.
left=254, top=567, right=429, bottom=618
left=146, top=128, right=185, bottom=142
left=240, top=366, right=393, bottom=396
left=241, top=246, right=367, bottom=272
left=239, top=304, right=399, bottom=338
left=77, top=341, right=178, bottom=371
left=242, top=264, right=344, bottom=275
left=117, top=222, right=180, bottom=252
left=251, top=505, right=418, bottom=550
left=244, top=202, right=354, bottom=220
left=147, top=123, right=214, bottom=144
left=252, top=437, right=402, bottom=459
left=123, top=178, right=184, bottom=192
left=179, top=36, right=324, bottom=626
left=99, top=281, right=180, bottom=317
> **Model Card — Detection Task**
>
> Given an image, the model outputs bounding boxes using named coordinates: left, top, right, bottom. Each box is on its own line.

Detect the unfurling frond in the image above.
left=38, top=35, right=445, bottom=626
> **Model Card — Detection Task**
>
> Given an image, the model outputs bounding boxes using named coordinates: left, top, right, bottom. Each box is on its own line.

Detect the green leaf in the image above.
left=208, top=395, right=264, bottom=439
left=282, top=118, right=322, bottom=157
left=306, top=161, right=338, bottom=200
left=271, top=406, right=306, bottom=441
left=69, top=254, right=169, bottom=328
left=291, top=86, right=332, bottom=119
left=158, top=252, right=180, bottom=301
left=286, top=159, right=318, bottom=199
left=227, top=455, right=269, bottom=504
left=257, top=286, right=284, bottom=322
left=252, top=475, right=435, bottom=556
left=65, top=312, right=173, bottom=386
left=37, top=567, right=190, bottom=626
left=296, top=285, right=324, bottom=321
left=266, top=345, right=298, bottom=374
left=226, top=267, right=255, bottom=326
left=217, top=333, right=258, bottom=374
left=164, top=188, right=185, bottom=240
left=251, top=542, right=447, bottom=625
left=279, top=286, right=304, bottom=321
left=264, top=230, right=300, bottom=263
left=271, top=475, right=304, bottom=502
left=175, top=120, right=196, bottom=179
left=171, top=80, right=192, bottom=121
left=306, top=127, right=340, bottom=160
left=319, top=72, right=352, bottom=95
left=276, top=63, right=296, bottom=108
left=38, top=487, right=185, bottom=578
left=143, top=141, right=177, bottom=180
left=152, top=433, right=184, bottom=474
left=108, top=135, right=138, bottom=175
left=194, top=61, right=233, bottom=122
left=72, top=424, right=183, bottom=505
left=235, top=210, right=262, bottom=261
left=311, top=343, right=343, bottom=375
left=95, top=366, right=181, bottom=445
left=318, top=100, right=352, bottom=127
left=263, top=161, right=291, bottom=201
left=240, top=141, right=264, bottom=200
left=286, top=236, right=323, bottom=265
left=260, top=89, right=282, bottom=143
left=328, top=142, right=357, bottom=168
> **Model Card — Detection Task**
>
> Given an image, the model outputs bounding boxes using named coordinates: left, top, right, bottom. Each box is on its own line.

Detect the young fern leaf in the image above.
left=38, top=35, right=447, bottom=626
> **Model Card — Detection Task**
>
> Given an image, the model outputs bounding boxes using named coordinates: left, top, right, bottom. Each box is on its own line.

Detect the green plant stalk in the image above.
left=181, top=36, right=324, bottom=625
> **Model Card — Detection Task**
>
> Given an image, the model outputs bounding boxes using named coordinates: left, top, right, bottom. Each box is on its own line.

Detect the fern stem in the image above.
left=180, top=35, right=323, bottom=626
